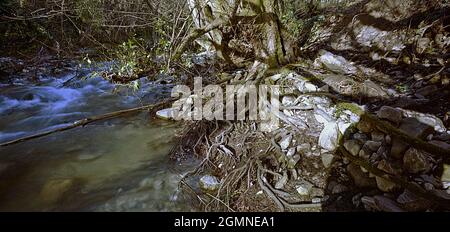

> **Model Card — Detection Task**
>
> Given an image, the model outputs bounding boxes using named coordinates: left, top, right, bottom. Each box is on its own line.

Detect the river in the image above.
left=0, top=60, right=196, bottom=211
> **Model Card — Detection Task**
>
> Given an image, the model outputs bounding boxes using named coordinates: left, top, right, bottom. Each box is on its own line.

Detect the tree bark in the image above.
left=180, top=0, right=297, bottom=68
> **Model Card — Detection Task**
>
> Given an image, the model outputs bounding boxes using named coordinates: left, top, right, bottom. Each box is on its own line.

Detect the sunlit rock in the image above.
left=318, top=122, right=339, bottom=151
left=314, top=50, right=358, bottom=75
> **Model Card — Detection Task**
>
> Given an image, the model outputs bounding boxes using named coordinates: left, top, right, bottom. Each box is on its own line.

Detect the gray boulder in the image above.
left=391, top=118, right=434, bottom=159
left=403, top=148, right=432, bottom=174
left=347, top=163, right=376, bottom=188
left=377, top=106, right=402, bottom=124
left=344, top=140, right=362, bottom=156
left=375, top=160, right=400, bottom=192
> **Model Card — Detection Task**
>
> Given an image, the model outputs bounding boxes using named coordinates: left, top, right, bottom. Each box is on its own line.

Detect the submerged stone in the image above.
left=40, top=178, right=75, bottom=204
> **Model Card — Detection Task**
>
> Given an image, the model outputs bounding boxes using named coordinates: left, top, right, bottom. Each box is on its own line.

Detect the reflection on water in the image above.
left=0, top=63, right=195, bottom=211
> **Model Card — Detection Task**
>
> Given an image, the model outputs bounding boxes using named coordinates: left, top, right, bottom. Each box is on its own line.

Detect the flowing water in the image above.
left=0, top=61, right=196, bottom=211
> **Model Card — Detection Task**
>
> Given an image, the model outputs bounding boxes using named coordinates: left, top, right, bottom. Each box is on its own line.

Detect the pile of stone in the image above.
left=341, top=106, right=450, bottom=211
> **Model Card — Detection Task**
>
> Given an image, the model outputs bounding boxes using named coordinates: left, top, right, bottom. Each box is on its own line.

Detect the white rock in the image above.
left=319, top=122, right=339, bottom=151
left=296, top=81, right=318, bottom=93
left=156, top=108, right=175, bottom=120
left=305, top=83, right=318, bottom=92
left=315, top=114, right=329, bottom=124
left=338, top=120, right=352, bottom=134
left=314, top=108, right=334, bottom=124
left=275, top=172, right=288, bottom=189
left=260, top=120, right=279, bottom=132
left=283, top=109, right=293, bottom=117
left=282, top=96, right=296, bottom=106
left=312, top=97, right=332, bottom=107
left=296, top=181, right=314, bottom=196
left=350, top=114, right=361, bottom=123
left=402, top=110, right=446, bottom=132
left=270, top=74, right=283, bottom=82
left=286, top=72, right=303, bottom=80
left=286, top=147, right=296, bottom=157
left=279, top=134, right=292, bottom=150
left=354, top=24, right=405, bottom=52
left=199, top=175, right=220, bottom=192
left=315, top=50, right=358, bottom=75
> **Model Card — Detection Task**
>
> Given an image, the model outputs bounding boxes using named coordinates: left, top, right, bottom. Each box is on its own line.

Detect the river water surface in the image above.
left=0, top=61, right=195, bottom=211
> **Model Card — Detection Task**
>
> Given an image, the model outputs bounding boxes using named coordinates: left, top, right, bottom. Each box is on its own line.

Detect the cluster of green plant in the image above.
left=280, top=1, right=305, bottom=38
left=335, top=102, right=364, bottom=118
left=111, top=37, right=150, bottom=78
left=153, top=18, right=172, bottom=56
left=82, top=36, right=153, bottom=83
left=1, top=0, right=190, bottom=59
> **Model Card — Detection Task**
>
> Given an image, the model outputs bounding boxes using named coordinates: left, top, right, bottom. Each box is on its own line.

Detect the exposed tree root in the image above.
left=257, top=161, right=323, bottom=212
left=257, top=163, right=285, bottom=212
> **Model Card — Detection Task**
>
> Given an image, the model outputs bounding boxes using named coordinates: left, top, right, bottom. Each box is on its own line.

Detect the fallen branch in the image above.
left=0, top=98, right=176, bottom=147
left=257, top=161, right=322, bottom=211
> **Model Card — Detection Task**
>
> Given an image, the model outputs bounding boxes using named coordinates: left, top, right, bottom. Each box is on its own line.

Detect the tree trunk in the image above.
left=185, top=0, right=297, bottom=69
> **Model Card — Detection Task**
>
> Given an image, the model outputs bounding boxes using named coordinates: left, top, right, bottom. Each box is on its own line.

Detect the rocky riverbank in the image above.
left=167, top=0, right=450, bottom=212
left=173, top=63, right=449, bottom=212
